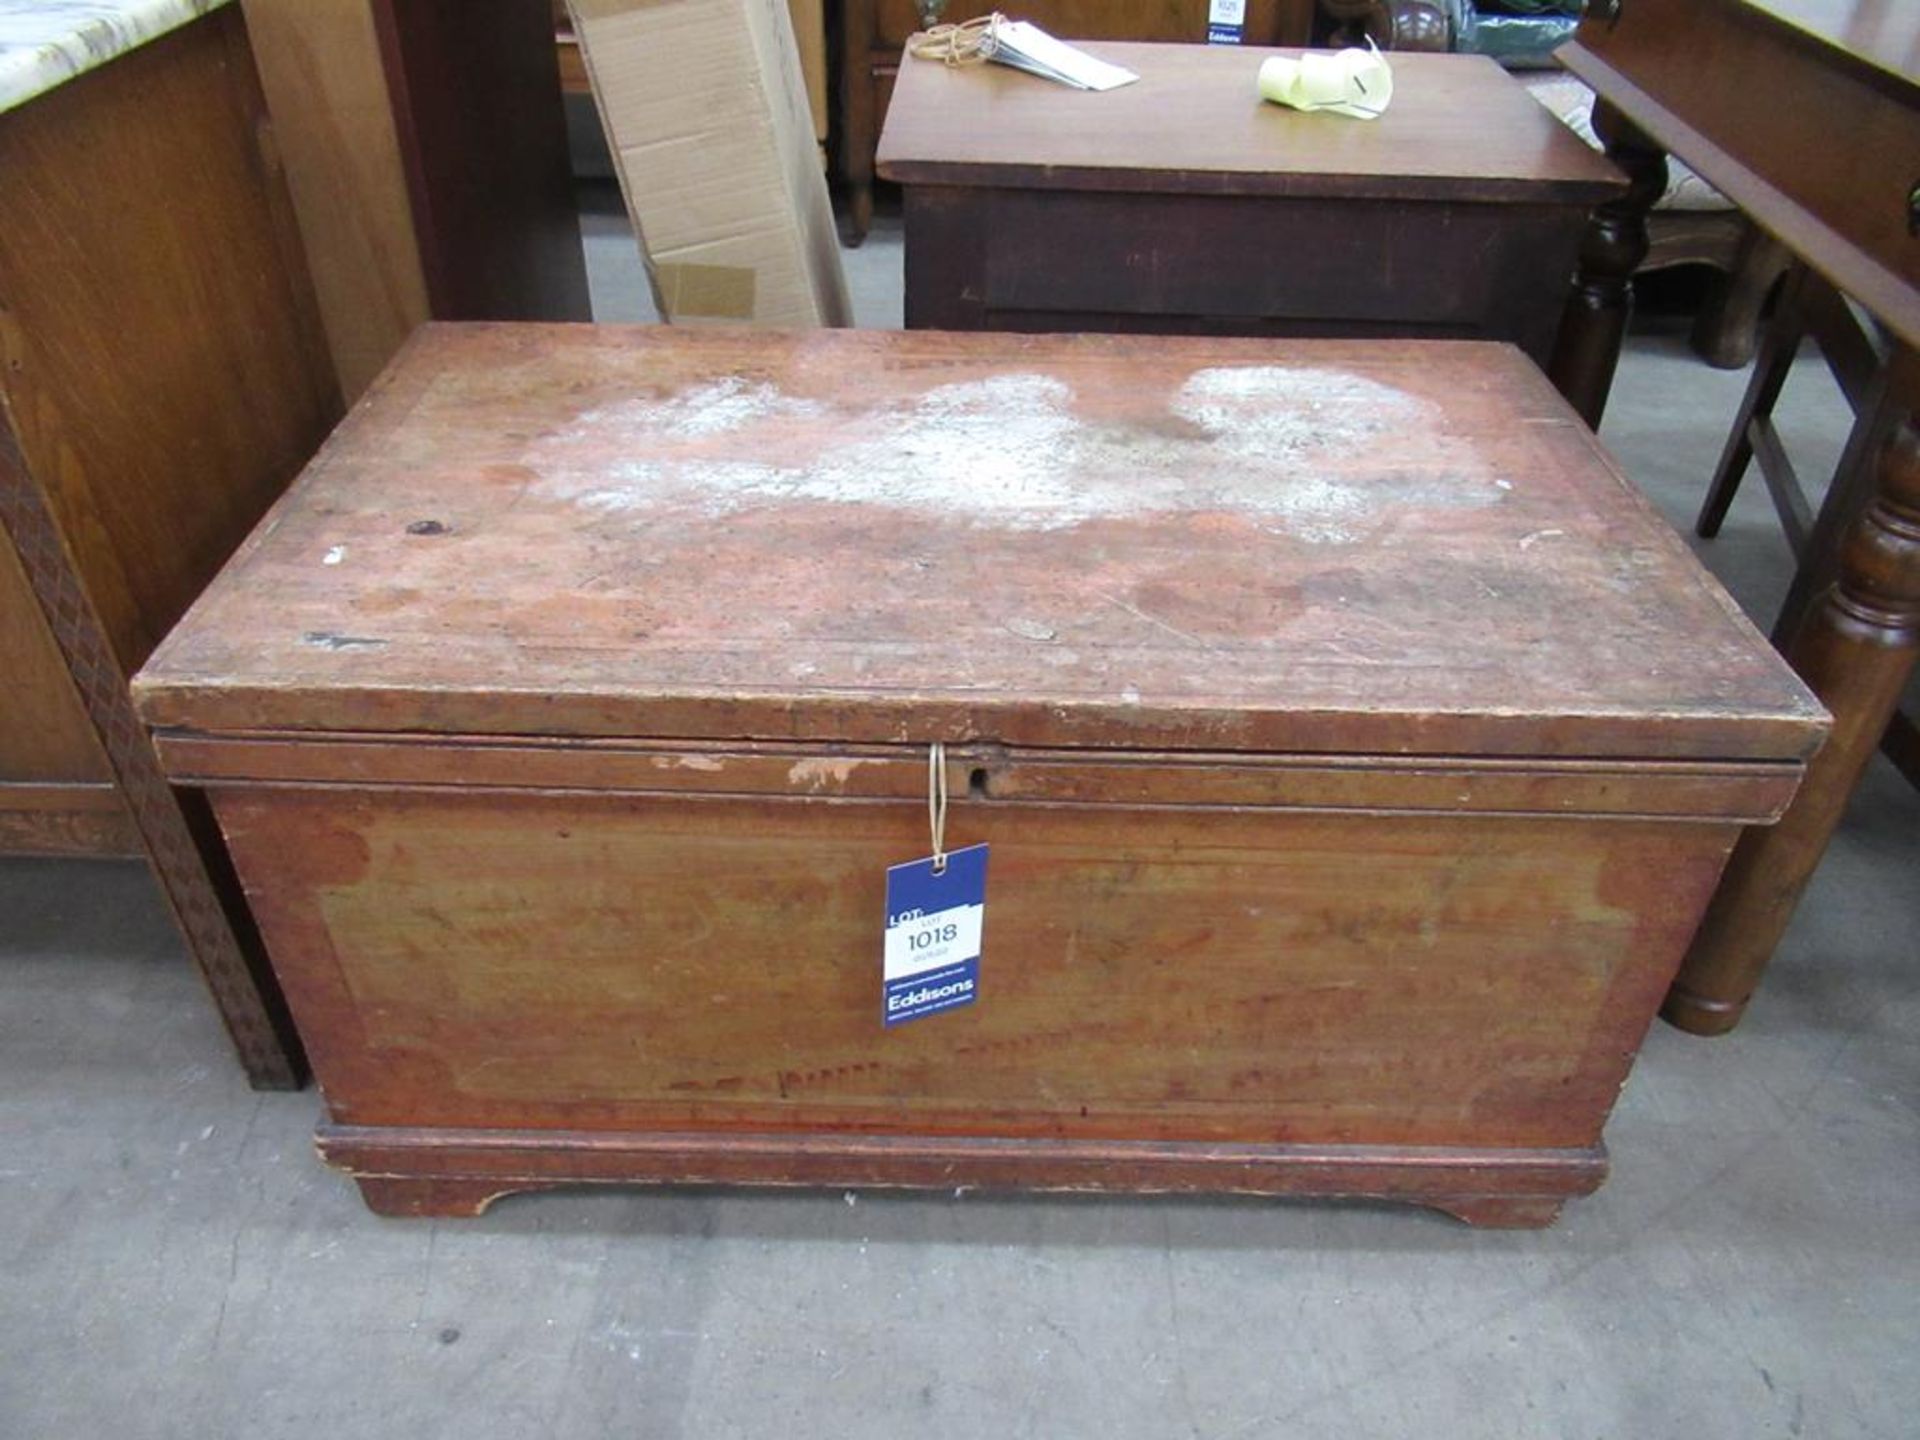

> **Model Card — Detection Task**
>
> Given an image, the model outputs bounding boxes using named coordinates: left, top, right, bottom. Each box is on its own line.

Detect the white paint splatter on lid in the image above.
left=525, top=365, right=1500, bottom=543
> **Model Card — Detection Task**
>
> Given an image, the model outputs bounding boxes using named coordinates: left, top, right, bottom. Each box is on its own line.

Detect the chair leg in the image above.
left=1690, top=223, right=1791, bottom=370
left=1697, top=264, right=1809, bottom=538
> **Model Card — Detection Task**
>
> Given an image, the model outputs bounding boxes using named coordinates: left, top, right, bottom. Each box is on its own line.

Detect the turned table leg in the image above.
left=848, top=182, right=875, bottom=249
left=1548, top=99, right=1668, bottom=429
left=1665, top=411, right=1920, bottom=1034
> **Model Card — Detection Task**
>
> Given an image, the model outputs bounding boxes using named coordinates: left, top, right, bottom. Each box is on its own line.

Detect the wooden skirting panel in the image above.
left=0, top=782, right=140, bottom=858
left=320, top=1125, right=1606, bottom=1228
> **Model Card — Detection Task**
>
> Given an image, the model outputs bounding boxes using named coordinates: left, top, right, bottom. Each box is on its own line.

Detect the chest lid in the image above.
left=133, top=325, right=1824, bottom=763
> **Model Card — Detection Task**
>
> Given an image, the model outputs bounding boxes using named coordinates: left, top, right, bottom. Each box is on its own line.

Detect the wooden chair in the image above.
left=1697, top=262, right=1920, bottom=789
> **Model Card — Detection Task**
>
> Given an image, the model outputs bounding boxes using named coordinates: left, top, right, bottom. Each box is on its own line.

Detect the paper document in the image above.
left=990, top=21, right=1139, bottom=91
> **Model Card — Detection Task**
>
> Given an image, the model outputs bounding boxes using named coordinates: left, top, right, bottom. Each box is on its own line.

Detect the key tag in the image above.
left=882, top=742, right=988, bottom=1027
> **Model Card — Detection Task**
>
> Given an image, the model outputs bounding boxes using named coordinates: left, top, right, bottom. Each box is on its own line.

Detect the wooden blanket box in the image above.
left=134, top=325, right=1825, bottom=1226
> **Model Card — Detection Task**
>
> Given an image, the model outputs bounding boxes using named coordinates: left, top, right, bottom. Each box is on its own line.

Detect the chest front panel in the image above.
left=213, top=770, right=1734, bottom=1151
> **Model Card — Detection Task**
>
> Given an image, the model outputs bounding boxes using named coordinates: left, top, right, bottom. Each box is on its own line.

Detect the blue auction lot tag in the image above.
left=1207, top=0, right=1246, bottom=43
left=883, top=843, right=988, bottom=1027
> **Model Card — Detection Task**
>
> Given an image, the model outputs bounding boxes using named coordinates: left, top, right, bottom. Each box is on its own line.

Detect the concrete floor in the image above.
left=3, top=205, right=1916, bottom=1439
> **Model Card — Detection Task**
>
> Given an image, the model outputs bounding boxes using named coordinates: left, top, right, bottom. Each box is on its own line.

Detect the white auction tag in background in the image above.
left=1208, top=0, right=1247, bottom=43
left=882, top=843, right=988, bottom=1027
left=990, top=21, right=1140, bottom=90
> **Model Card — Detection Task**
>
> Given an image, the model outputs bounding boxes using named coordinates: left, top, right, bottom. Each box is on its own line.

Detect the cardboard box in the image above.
left=569, top=0, right=851, bottom=328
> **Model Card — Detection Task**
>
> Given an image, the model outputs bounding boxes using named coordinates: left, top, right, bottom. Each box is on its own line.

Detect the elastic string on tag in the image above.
left=928, top=741, right=949, bottom=874
left=908, top=12, right=1005, bottom=68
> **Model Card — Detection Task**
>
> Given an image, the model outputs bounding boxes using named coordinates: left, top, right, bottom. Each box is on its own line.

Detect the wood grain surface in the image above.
left=0, top=783, right=138, bottom=857
left=240, top=0, right=431, bottom=402
left=151, top=735, right=1805, bottom=822
left=1748, top=0, right=1920, bottom=84
left=871, top=0, right=1315, bottom=50
left=211, top=783, right=1736, bottom=1149
left=0, top=8, right=332, bottom=1080
left=369, top=0, right=590, bottom=325
left=0, top=11, right=341, bottom=677
left=897, top=186, right=1591, bottom=366
left=1560, top=0, right=1920, bottom=355
left=1668, top=411, right=1920, bottom=1032
left=839, top=0, right=1311, bottom=241
left=1553, top=0, right=1919, bottom=1034
left=876, top=45, right=1623, bottom=201
left=139, top=321, right=1823, bottom=1219
left=0, top=535, right=134, bottom=855
left=324, top=1128, right=1598, bottom=1226
left=135, top=325, right=1823, bottom=763
left=0, top=529, right=111, bottom=785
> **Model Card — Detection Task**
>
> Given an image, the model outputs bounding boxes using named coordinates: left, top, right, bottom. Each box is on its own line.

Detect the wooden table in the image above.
left=838, top=0, right=1316, bottom=243
left=0, top=0, right=339, bottom=1087
left=877, top=44, right=1622, bottom=375
left=1550, top=0, right=1920, bottom=1034
left=135, top=324, right=1820, bottom=1226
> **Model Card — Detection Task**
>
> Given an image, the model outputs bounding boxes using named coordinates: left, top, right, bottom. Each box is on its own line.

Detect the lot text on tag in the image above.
left=883, top=843, right=988, bottom=1027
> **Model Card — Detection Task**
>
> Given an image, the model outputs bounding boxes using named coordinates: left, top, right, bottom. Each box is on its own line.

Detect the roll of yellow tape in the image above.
left=1256, top=45, right=1393, bottom=120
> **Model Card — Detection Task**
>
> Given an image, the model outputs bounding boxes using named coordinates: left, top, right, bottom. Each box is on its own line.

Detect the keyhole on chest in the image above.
left=968, top=767, right=990, bottom=799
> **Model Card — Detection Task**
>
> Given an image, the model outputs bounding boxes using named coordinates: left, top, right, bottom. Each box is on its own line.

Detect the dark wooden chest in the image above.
left=838, top=0, right=1318, bottom=241
left=134, top=325, right=1824, bottom=1225
left=878, top=45, right=1624, bottom=379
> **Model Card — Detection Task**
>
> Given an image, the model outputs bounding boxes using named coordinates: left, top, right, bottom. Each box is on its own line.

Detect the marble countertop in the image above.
left=0, top=0, right=230, bottom=115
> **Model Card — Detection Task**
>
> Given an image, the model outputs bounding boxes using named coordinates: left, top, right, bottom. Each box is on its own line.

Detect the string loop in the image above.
left=928, top=741, right=949, bottom=873
left=908, top=12, right=1005, bottom=67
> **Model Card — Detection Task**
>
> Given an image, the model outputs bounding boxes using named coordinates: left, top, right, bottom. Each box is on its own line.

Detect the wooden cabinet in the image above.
left=0, top=3, right=339, bottom=1086
left=0, top=537, right=133, bottom=857
left=838, top=0, right=1317, bottom=240
left=135, top=324, right=1824, bottom=1224
left=880, top=45, right=1622, bottom=374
